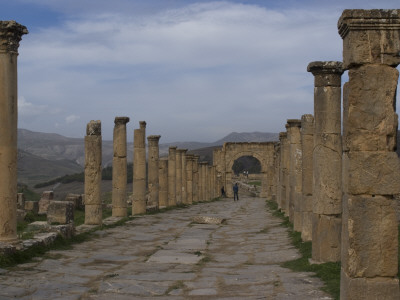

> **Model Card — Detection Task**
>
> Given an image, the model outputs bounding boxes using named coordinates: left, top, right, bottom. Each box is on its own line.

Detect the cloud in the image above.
left=16, top=1, right=397, bottom=142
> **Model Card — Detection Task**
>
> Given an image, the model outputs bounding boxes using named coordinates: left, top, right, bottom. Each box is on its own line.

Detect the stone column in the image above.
left=207, top=166, right=212, bottom=200
left=284, top=124, right=291, bottom=217
left=181, top=149, right=188, bottom=204
left=307, top=61, right=343, bottom=262
left=338, top=10, right=400, bottom=299
left=192, top=155, right=199, bottom=202
left=112, top=116, right=129, bottom=217
left=300, top=114, right=314, bottom=242
left=186, top=155, right=194, bottom=204
left=200, top=162, right=208, bottom=201
left=147, top=135, right=161, bottom=209
left=84, top=121, right=102, bottom=225
left=132, top=121, right=146, bottom=215
left=175, top=149, right=183, bottom=205
left=286, top=119, right=302, bottom=231
left=168, top=147, right=177, bottom=206
left=159, top=158, right=168, bottom=208
left=279, top=132, right=288, bottom=213
left=0, top=21, right=27, bottom=241
left=274, top=142, right=281, bottom=204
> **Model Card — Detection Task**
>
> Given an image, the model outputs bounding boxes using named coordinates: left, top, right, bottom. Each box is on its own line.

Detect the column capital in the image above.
left=307, top=61, right=343, bottom=87
left=86, top=120, right=101, bottom=136
left=139, top=121, right=146, bottom=129
left=147, top=135, right=161, bottom=145
left=338, top=9, right=400, bottom=68
left=279, top=132, right=287, bottom=140
left=185, top=154, right=195, bottom=161
left=286, top=119, right=302, bottom=128
left=301, top=114, right=314, bottom=135
left=0, top=21, right=28, bottom=54
left=114, top=116, right=130, bottom=125
left=176, top=148, right=188, bottom=154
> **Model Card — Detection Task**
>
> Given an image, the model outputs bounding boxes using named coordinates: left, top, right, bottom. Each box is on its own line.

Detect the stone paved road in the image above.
left=0, top=197, right=332, bottom=299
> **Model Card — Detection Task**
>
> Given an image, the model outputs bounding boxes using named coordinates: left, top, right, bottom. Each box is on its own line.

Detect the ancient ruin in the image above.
left=168, top=146, right=177, bottom=206
left=132, top=121, right=146, bottom=215
left=147, top=135, right=161, bottom=208
left=112, top=116, right=130, bottom=217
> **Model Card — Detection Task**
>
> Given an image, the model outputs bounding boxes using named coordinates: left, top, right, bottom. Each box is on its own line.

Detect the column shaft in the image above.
left=159, top=158, right=168, bottom=208
left=147, top=135, right=161, bottom=209
left=132, top=121, right=146, bottom=215
left=168, top=147, right=177, bottom=206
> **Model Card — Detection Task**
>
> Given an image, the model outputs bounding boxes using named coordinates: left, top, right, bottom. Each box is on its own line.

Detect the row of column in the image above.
left=272, top=9, right=400, bottom=299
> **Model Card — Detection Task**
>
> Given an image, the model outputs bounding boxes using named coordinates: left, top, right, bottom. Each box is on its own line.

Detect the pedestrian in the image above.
left=221, top=186, right=226, bottom=198
left=233, top=183, right=239, bottom=201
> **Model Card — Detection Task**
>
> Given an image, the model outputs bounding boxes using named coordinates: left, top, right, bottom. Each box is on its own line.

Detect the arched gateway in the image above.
left=213, top=142, right=276, bottom=198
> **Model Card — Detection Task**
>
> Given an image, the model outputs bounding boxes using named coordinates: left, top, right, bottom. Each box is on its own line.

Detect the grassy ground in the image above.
left=266, top=200, right=341, bottom=300
left=248, top=181, right=261, bottom=186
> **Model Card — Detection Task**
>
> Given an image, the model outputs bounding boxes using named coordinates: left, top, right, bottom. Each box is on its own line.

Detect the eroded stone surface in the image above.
left=0, top=197, right=331, bottom=299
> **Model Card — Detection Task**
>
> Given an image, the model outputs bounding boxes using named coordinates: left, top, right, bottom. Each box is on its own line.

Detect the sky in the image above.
left=2, top=0, right=400, bottom=143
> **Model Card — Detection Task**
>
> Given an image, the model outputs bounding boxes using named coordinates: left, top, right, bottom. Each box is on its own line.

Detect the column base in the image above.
left=85, top=205, right=102, bottom=225
left=312, top=213, right=341, bottom=262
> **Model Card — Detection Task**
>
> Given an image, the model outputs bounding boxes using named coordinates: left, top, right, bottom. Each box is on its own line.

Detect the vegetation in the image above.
left=266, top=200, right=341, bottom=300
left=248, top=181, right=261, bottom=186
left=34, top=163, right=134, bottom=188
left=17, top=184, right=40, bottom=201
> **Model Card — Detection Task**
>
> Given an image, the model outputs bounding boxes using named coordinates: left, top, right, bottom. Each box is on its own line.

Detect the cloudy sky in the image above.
left=2, top=0, right=400, bottom=142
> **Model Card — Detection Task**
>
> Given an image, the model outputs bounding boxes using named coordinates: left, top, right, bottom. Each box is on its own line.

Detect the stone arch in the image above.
left=214, top=142, right=276, bottom=198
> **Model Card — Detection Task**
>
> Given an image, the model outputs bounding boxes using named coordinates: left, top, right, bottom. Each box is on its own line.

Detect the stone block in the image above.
left=343, top=151, right=400, bottom=195
left=65, top=193, right=83, bottom=210
left=192, top=216, right=226, bottom=225
left=302, top=195, right=313, bottom=213
left=38, top=199, right=51, bottom=215
left=17, top=209, right=26, bottom=223
left=17, top=193, right=25, bottom=209
left=342, top=194, right=398, bottom=277
left=340, top=269, right=399, bottom=300
left=85, top=204, right=102, bottom=225
left=41, top=191, right=54, bottom=200
left=312, top=213, right=341, bottom=262
left=301, top=211, right=312, bottom=242
left=47, top=201, right=74, bottom=225
left=344, top=65, right=398, bottom=152
left=314, top=87, right=342, bottom=134
left=338, top=9, right=400, bottom=68
left=24, top=201, right=39, bottom=214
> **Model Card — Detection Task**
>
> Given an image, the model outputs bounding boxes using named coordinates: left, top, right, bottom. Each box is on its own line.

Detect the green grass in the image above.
left=248, top=181, right=261, bottom=186
left=266, top=200, right=341, bottom=300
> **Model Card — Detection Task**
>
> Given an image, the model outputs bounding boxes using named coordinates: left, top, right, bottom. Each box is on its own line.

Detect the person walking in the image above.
left=221, top=186, right=226, bottom=198
left=233, top=183, right=239, bottom=201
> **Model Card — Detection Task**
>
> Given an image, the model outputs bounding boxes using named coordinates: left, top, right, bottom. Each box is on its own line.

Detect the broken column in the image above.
left=185, top=154, right=194, bottom=204
left=307, top=61, right=343, bottom=262
left=175, top=149, right=183, bottom=205
left=147, top=135, right=161, bottom=209
left=132, top=121, right=146, bottom=215
left=0, top=21, right=27, bottom=242
left=112, top=116, right=130, bottom=217
left=84, top=120, right=102, bottom=225
left=286, top=119, right=302, bottom=231
left=168, top=146, right=177, bottom=206
left=159, top=158, right=168, bottom=208
left=300, top=114, right=314, bottom=242
left=338, top=9, right=400, bottom=298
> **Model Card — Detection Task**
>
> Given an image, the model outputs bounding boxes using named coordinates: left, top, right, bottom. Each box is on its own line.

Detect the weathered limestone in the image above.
left=274, top=142, right=281, bottom=205
left=185, top=155, right=194, bottom=204
left=199, top=162, right=207, bottom=201
left=175, top=149, right=184, bottom=205
left=279, top=132, right=288, bottom=214
left=24, top=201, right=39, bottom=214
left=65, top=193, right=83, bottom=210
left=132, top=121, right=146, bottom=215
left=147, top=135, right=161, bottom=209
left=159, top=158, right=168, bottom=208
left=112, top=116, right=130, bottom=217
left=0, top=21, right=27, bottom=241
left=17, top=193, right=25, bottom=210
left=38, top=191, right=54, bottom=215
left=84, top=120, right=102, bottom=225
left=192, top=155, right=199, bottom=203
left=180, top=149, right=188, bottom=204
left=47, top=201, right=74, bottom=225
left=338, top=10, right=400, bottom=299
left=307, top=61, right=343, bottom=262
left=286, top=119, right=302, bottom=231
left=168, top=146, right=177, bottom=206
left=300, top=114, right=314, bottom=242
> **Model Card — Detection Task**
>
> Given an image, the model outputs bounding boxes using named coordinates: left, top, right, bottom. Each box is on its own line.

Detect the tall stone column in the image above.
left=338, top=10, right=400, bottom=299
left=307, top=61, right=343, bottom=262
left=200, top=162, right=208, bottom=201
left=300, top=114, right=314, bottom=242
left=159, top=158, right=168, bottom=208
left=168, top=146, right=177, bottom=206
left=180, top=149, right=188, bottom=204
left=279, top=132, right=288, bottom=213
left=284, top=124, right=291, bottom=217
left=0, top=21, right=27, bottom=242
left=147, top=135, right=161, bottom=208
left=192, top=155, right=199, bottom=202
left=274, top=142, right=281, bottom=204
left=175, top=149, right=183, bottom=205
left=112, top=116, right=129, bottom=217
left=85, top=121, right=102, bottom=225
left=207, top=166, right=212, bottom=200
left=132, top=121, right=146, bottom=215
left=287, top=119, right=302, bottom=231
left=185, top=155, right=194, bottom=204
